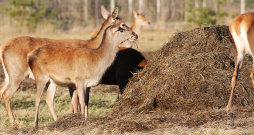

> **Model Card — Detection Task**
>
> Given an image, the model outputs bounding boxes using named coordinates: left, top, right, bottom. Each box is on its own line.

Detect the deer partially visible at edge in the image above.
left=227, top=12, right=254, bottom=108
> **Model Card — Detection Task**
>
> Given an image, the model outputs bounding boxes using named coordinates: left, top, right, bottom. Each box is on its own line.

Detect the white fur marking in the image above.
left=1, top=58, right=9, bottom=83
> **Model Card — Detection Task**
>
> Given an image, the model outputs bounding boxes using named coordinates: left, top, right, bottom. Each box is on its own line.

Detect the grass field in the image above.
left=0, top=22, right=185, bottom=134
left=2, top=22, right=251, bottom=134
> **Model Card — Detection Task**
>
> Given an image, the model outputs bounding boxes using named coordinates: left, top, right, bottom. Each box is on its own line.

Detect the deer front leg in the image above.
left=72, top=90, right=79, bottom=113
left=76, top=84, right=88, bottom=119
left=68, top=87, right=75, bottom=113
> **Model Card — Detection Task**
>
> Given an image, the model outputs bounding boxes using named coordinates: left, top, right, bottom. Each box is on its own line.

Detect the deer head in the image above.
left=107, top=21, right=138, bottom=46
left=133, top=10, right=150, bottom=26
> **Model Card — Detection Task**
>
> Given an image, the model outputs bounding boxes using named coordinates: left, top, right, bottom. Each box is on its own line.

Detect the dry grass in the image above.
left=3, top=23, right=253, bottom=134
left=42, top=25, right=254, bottom=134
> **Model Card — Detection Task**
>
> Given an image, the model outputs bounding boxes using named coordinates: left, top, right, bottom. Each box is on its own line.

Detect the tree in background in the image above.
left=4, top=0, right=56, bottom=30
left=185, top=0, right=229, bottom=26
left=0, top=0, right=251, bottom=30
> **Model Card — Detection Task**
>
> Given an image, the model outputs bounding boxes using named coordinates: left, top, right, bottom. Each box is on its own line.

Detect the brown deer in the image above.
left=28, top=20, right=138, bottom=128
left=90, top=9, right=150, bottom=39
left=68, top=47, right=147, bottom=113
left=227, top=12, right=254, bottom=108
left=0, top=6, right=129, bottom=127
left=69, top=9, right=149, bottom=113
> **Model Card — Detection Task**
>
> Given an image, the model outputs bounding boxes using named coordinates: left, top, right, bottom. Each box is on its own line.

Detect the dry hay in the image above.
left=43, top=25, right=254, bottom=134
left=111, top=25, right=254, bottom=117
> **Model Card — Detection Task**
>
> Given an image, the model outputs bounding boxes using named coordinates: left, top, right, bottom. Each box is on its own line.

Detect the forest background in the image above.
left=0, top=0, right=252, bottom=32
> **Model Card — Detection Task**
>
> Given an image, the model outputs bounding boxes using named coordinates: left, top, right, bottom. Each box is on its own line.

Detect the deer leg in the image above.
left=2, top=75, right=27, bottom=128
left=34, top=81, right=48, bottom=129
left=45, top=83, right=58, bottom=121
left=0, top=79, right=8, bottom=101
left=76, top=83, right=88, bottom=119
left=72, top=90, right=79, bottom=113
left=227, top=58, right=243, bottom=109
left=85, top=87, right=90, bottom=110
left=250, top=62, right=254, bottom=87
left=68, top=87, right=75, bottom=113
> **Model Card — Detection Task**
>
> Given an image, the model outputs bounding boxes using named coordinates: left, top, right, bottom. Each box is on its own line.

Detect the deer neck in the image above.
left=131, top=19, right=141, bottom=35
left=85, top=18, right=113, bottom=49
left=91, top=33, right=120, bottom=73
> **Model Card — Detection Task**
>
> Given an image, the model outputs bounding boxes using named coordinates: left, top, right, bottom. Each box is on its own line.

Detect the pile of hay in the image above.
left=44, top=25, right=254, bottom=134
left=111, top=25, right=254, bottom=118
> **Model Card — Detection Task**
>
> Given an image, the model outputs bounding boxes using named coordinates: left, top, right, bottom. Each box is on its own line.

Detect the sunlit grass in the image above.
left=0, top=85, right=119, bottom=133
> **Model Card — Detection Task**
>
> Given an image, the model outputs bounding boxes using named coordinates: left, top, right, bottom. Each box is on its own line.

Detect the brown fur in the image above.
left=227, top=12, right=254, bottom=108
left=90, top=10, right=150, bottom=39
left=130, top=10, right=150, bottom=35
left=28, top=21, right=137, bottom=128
left=137, top=59, right=148, bottom=68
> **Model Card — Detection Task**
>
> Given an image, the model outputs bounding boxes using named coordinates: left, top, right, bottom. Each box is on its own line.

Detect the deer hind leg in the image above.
left=34, top=79, right=49, bottom=128
left=2, top=73, right=28, bottom=127
left=227, top=48, right=244, bottom=109
left=248, top=25, right=254, bottom=88
left=45, top=83, right=58, bottom=121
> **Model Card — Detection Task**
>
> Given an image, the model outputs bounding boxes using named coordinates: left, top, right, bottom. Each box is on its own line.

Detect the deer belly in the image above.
left=49, top=75, right=76, bottom=88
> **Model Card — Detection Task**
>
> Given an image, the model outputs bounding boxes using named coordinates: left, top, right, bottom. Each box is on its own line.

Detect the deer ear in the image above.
left=133, top=10, right=137, bottom=18
left=142, top=10, right=148, bottom=15
left=101, top=5, right=110, bottom=19
left=112, top=7, right=119, bottom=19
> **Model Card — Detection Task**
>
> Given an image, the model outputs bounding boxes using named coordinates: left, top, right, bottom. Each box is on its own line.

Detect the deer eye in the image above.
left=118, top=27, right=125, bottom=32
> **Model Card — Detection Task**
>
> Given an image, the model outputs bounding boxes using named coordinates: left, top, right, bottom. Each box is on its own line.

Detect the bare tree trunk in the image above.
left=241, top=0, right=245, bottom=14
left=184, top=0, right=189, bottom=22
left=84, top=0, right=88, bottom=21
left=95, top=0, right=99, bottom=27
left=195, top=0, right=199, bottom=8
left=157, top=0, right=160, bottom=22
left=171, top=0, right=175, bottom=21
left=139, top=0, right=143, bottom=12
left=203, top=0, right=206, bottom=7
left=111, top=0, right=115, bottom=13
left=128, top=0, right=133, bottom=15
left=214, top=0, right=218, bottom=12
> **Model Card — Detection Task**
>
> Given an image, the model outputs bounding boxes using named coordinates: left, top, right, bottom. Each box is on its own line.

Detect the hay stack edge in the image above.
left=112, top=25, right=254, bottom=117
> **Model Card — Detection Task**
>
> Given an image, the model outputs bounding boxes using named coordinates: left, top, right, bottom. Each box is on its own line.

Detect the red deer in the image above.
left=0, top=6, right=129, bottom=128
left=90, top=9, right=150, bottom=39
left=227, top=12, right=254, bottom=108
left=69, top=9, right=149, bottom=113
left=28, top=20, right=138, bottom=128
left=68, top=47, right=147, bottom=112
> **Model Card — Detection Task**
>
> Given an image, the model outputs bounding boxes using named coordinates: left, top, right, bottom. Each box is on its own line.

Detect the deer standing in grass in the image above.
left=90, top=9, right=150, bottom=39
left=28, top=20, right=138, bottom=128
left=68, top=47, right=147, bottom=112
left=69, top=9, right=149, bottom=113
left=227, top=12, right=254, bottom=108
left=0, top=6, right=129, bottom=128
